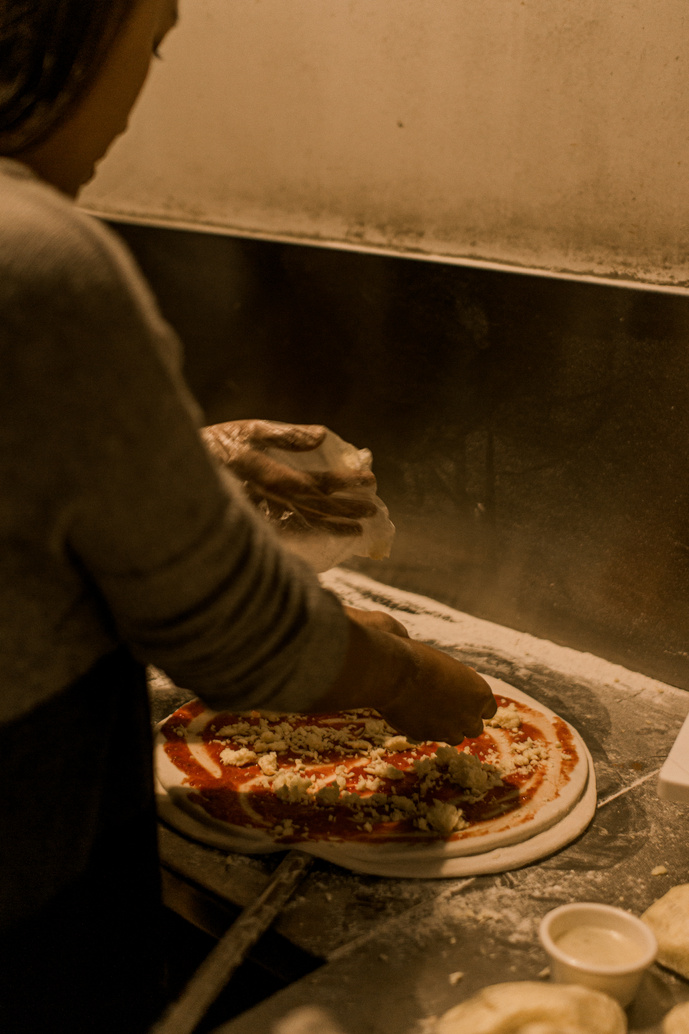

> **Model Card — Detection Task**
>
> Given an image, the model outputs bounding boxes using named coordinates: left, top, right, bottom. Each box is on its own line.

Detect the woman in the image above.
left=0, top=1, right=496, bottom=1031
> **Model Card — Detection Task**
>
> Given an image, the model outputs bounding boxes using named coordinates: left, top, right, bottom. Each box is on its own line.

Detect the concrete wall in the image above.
left=82, top=0, right=689, bottom=286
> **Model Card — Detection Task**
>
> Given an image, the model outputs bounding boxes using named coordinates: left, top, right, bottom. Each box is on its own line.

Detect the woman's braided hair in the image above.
left=0, top=0, right=137, bottom=153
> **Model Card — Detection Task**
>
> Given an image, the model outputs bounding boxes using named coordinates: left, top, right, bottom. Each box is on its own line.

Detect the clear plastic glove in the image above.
left=201, top=419, right=378, bottom=537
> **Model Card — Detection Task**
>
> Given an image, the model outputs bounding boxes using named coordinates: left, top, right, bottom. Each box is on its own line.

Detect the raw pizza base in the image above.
left=155, top=676, right=596, bottom=879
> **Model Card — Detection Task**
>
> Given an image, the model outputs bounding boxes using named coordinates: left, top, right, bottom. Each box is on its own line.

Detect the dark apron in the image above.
left=0, top=647, right=164, bottom=1034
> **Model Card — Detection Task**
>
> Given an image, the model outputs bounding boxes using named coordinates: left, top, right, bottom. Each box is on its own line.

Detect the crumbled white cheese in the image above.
left=219, top=747, right=258, bottom=767
left=216, top=721, right=253, bottom=738
left=423, top=800, right=466, bottom=835
left=274, top=818, right=295, bottom=837
left=434, top=745, right=502, bottom=792
left=486, top=703, right=521, bottom=731
left=384, top=734, right=415, bottom=751
left=347, top=739, right=374, bottom=752
left=499, top=737, right=549, bottom=775
left=364, top=756, right=405, bottom=780
left=272, top=770, right=313, bottom=803
left=258, top=752, right=279, bottom=776
left=389, top=795, right=416, bottom=815
left=363, top=717, right=390, bottom=739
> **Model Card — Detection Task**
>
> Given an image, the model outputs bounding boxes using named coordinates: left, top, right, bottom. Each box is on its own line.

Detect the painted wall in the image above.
left=82, top=0, right=689, bottom=286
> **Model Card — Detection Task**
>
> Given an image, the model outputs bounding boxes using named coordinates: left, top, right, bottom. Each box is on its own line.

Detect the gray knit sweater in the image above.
left=0, top=158, right=348, bottom=726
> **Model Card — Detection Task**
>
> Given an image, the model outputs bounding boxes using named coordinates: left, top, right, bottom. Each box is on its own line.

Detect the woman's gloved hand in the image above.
left=343, top=605, right=410, bottom=639
left=313, top=617, right=498, bottom=745
left=201, top=419, right=378, bottom=536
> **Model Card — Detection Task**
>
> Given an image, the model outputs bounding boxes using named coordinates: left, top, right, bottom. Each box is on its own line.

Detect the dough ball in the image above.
left=274, top=1005, right=347, bottom=1034
left=434, top=981, right=627, bottom=1034
left=663, top=1001, right=689, bottom=1034
left=516, top=1026, right=593, bottom=1034
left=642, top=884, right=689, bottom=979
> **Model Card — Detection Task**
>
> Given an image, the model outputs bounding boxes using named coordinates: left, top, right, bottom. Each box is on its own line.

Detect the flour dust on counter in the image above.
left=319, top=570, right=686, bottom=705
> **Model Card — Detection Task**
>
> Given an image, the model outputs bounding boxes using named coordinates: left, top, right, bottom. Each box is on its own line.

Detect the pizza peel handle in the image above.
left=150, top=849, right=314, bottom=1034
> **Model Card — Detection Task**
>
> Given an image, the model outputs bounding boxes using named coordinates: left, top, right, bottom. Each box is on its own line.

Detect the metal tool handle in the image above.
left=150, top=849, right=313, bottom=1034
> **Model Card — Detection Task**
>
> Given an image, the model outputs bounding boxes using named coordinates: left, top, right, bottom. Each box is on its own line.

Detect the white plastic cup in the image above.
left=538, top=902, right=658, bottom=1008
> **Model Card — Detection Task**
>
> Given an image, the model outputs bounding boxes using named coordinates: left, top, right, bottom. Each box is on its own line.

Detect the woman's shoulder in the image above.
left=0, top=158, right=185, bottom=382
left=0, top=158, right=145, bottom=302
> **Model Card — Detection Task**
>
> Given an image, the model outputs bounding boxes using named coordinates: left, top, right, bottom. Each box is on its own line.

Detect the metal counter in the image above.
left=151, top=570, right=689, bottom=1034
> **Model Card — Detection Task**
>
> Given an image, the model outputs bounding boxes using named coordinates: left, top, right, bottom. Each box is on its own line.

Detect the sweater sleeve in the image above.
left=7, top=182, right=349, bottom=713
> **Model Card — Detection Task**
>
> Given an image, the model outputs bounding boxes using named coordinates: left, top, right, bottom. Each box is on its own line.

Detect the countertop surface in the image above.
left=151, top=569, right=689, bottom=1034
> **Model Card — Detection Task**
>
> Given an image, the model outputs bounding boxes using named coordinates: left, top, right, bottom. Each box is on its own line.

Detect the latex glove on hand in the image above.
left=377, top=638, right=498, bottom=744
left=202, top=420, right=395, bottom=571
left=343, top=605, right=409, bottom=639
left=313, top=617, right=498, bottom=746
left=341, top=607, right=501, bottom=742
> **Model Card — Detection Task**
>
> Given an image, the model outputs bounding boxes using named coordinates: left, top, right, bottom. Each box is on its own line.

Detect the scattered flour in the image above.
left=321, top=569, right=685, bottom=701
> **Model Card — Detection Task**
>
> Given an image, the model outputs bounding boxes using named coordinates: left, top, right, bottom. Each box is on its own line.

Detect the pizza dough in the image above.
left=508, top=1028, right=597, bottom=1034
left=263, top=428, right=395, bottom=572
left=663, top=1001, right=689, bottom=1034
left=642, top=884, right=689, bottom=979
left=274, top=1006, right=347, bottom=1034
left=434, top=982, right=627, bottom=1034
left=155, top=676, right=596, bottom=879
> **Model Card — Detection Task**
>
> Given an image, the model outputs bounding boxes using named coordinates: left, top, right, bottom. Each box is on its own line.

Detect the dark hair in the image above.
left=0, top=0, right=138, bottom=153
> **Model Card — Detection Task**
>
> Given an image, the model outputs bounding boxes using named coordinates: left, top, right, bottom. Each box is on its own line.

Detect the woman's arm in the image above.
left=11, top=188, right=495, bottom=741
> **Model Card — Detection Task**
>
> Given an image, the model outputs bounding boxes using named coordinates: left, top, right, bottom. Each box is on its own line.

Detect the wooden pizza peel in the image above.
left=150, top=849, right=313, bottom=1034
